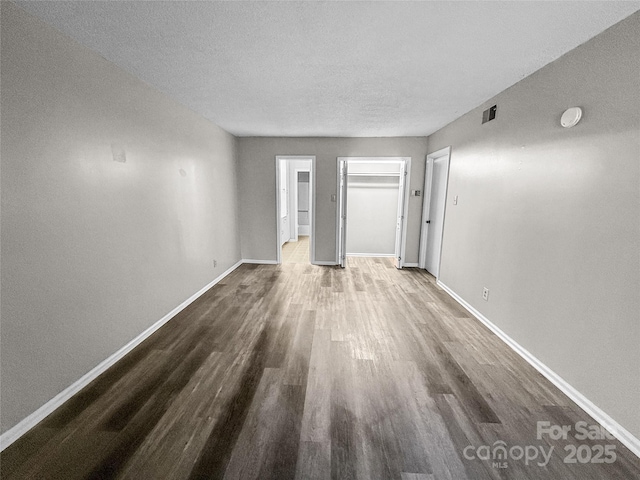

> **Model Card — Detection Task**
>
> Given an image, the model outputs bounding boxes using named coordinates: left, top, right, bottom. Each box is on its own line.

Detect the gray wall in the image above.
left=238, top=137, right=428, bottom=263
left=1, top=3, right=241, bottom=433
left=428, top=13, right=640, bottom=438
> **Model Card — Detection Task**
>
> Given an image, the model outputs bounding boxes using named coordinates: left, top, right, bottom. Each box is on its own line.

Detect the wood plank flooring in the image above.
left=2, top=258, right=639, bottom=479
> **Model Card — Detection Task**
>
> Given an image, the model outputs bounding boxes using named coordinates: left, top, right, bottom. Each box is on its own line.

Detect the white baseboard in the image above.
left=346, top=253, right=395, bottom=257
left=243, top=258, right=335, bottom=266
left=242, top=259, right=278, bottom=265
left=0, top=259, right=243, bottom=452
left=437, top=280, right=640, bottom=459
left=403, top=262, right=419, bottom=267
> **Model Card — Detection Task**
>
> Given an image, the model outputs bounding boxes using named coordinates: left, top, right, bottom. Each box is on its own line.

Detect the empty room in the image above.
left=1, top=1, right=639, bottom=479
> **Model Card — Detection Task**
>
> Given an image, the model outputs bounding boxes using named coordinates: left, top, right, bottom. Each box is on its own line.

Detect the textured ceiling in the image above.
left=14, top=1, right=640, bottom=137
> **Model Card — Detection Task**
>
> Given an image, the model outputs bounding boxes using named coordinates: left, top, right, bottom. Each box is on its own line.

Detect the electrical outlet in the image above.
left=453, top=195, right=458, bottom=205
left=213, top=260, right=217, bottom=268
left=482, top=287, right=489, bottom=301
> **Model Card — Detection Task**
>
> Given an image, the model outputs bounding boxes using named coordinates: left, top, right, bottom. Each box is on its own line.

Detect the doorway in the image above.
left=276, top=156, right=315, bottom=264
left=419, top=147, right=451, bottom=277
left=336, top=157, right=411, bottom=268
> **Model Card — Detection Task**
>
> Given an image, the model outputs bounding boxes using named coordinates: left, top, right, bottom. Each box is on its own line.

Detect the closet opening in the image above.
left=336, top=157, right=411, bottom=268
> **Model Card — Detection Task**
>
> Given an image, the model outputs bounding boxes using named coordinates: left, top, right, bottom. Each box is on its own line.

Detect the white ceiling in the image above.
left=14, top=1, right=640, bottom=137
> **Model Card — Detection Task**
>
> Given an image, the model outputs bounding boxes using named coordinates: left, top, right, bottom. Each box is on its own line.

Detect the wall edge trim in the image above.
left=0, top=259, right=244, bottom=451
left=437, top=280, right=640, bottom=459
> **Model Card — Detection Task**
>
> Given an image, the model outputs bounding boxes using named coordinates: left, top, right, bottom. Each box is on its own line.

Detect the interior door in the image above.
left=424, top=155, right=449, bottom=276
left=337, top=160, right=348, bottom=268
left=394, top=161, right=407, bottom=268
left=279, top=160, right=290, bottom=245
left=419, top=158, right=434, bottom=269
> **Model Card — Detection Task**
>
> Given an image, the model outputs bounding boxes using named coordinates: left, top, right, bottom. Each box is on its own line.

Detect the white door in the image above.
left=337, top=160, right=348, bottom=268
left=394, top=162, right=407, bottom=268
left=279, top=159, right=290, bottom=245
left=422, top=150, right=450, bottom=277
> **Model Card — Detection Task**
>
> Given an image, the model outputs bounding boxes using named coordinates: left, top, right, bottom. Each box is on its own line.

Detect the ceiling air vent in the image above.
left=482, top=105, right=497, bottom=124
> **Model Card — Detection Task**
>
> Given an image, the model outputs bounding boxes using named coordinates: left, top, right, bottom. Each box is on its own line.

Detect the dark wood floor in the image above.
left=2, top=258, right=639, bottom=479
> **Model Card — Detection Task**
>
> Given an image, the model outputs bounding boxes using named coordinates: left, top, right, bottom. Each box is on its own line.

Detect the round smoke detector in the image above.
left=561, top=107, right=583, bottom=128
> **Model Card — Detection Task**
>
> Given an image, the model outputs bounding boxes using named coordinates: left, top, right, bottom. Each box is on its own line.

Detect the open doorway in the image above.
left=336, top=157, right=411, bottom=268
left=419, top=147, right=451, bottom=278
left=276, top=156, right=315, bottom=264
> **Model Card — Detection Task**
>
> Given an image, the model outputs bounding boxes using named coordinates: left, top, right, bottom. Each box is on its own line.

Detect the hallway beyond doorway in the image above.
left=282, top=236, right=310, bottom=264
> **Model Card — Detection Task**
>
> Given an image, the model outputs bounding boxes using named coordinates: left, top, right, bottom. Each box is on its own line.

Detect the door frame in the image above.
left=276, top=156, right=316, bottom=264
left=418, top=146, right=451, bottom=276
left=336, top=156, right=411, bottom=268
